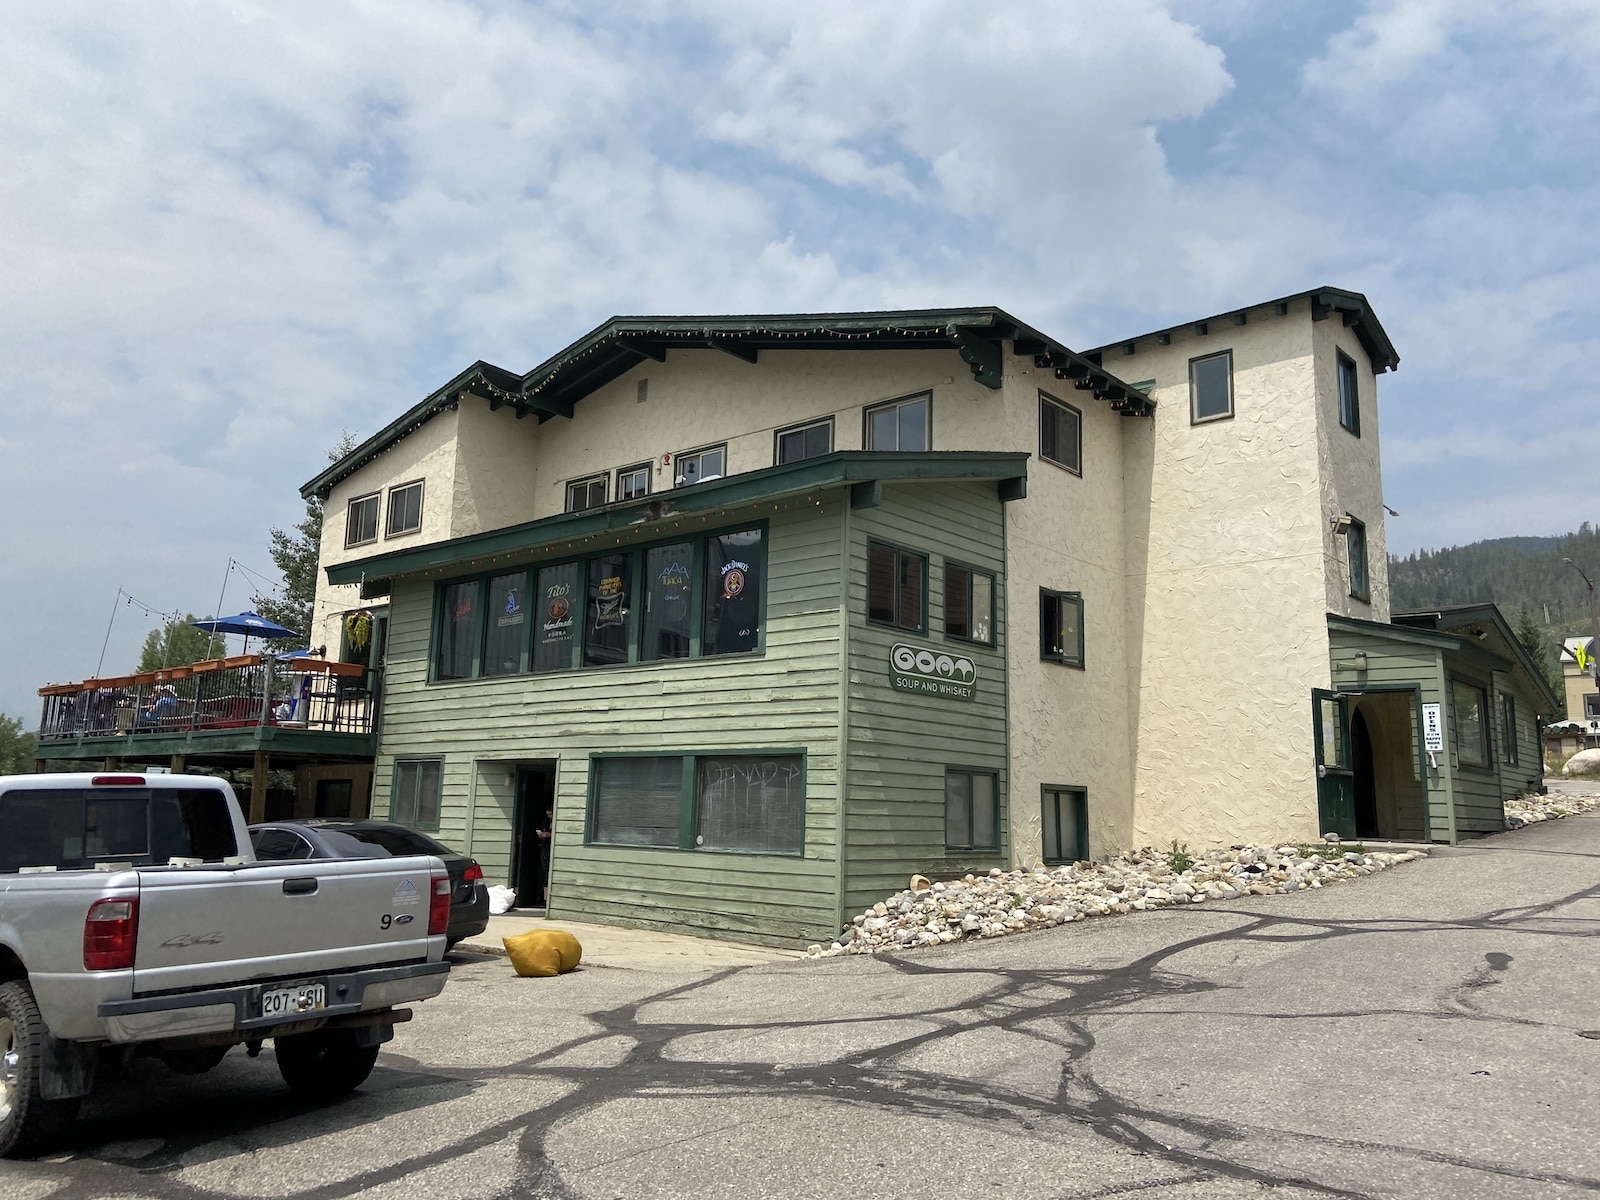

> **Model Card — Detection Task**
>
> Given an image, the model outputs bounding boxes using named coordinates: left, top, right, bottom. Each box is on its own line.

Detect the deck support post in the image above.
left=250, top=749, right=269, bottom=824
left=170, top=754, right=186, bottom=774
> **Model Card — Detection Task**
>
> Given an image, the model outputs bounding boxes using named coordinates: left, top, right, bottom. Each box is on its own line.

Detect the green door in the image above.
left=1312, top=689, right=1356, bottom=839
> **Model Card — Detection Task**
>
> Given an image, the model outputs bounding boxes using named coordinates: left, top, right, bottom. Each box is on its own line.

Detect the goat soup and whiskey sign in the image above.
left=890, top=643, right=977, bottom=702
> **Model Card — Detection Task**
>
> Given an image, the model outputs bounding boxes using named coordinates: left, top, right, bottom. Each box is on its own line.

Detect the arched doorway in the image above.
left=1351, top=709, right=1378, bottom=838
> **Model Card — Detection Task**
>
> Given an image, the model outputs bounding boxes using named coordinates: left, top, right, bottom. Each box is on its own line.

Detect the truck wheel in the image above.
left=274, top=1029, right=380, bottom=1101
left=0, top=980, right=81, bottom=1157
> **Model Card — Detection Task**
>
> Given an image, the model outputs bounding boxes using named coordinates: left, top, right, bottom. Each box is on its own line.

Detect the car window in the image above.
left=314, top=830, right=391, bottom=859
left=251, top=828, right=314, bottom=861
left=336, top=826, right=452, bottom=857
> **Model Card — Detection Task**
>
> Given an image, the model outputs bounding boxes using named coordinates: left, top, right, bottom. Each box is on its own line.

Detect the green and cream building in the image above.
left=302, top=290, right=1557, bottom=945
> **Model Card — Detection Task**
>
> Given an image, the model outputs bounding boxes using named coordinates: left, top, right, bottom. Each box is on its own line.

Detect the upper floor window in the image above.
left=1190, top=351, right=1233, bottom=424
left=1337, top=352, right=1361, bottom=436
left=1585, top=694, right=1600, bottom=720
left=865, top=393, right=929, bottom=451
left=867, top=541, right=926, bottom=633
left=617, top=463, right=650, bottom=502
left=346, top=493, right=380, bottom=548
left=674, top=444, right=725, bottom=487
left=776, top=418, right=833, bottom=464
left=1038, top=392, right=1082, bottom=475
left=1041, top=589, right=1084, bottom=667
left=1346, top=516, right=1369, bottom=602
left=385, top=480, right=424, bottom=538
left=566, top=475, right=606, bottom=513
left=944, top=563, right=994, bottom=645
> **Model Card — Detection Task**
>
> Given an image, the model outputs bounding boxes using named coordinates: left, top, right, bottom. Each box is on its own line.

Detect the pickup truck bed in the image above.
left=0, top=772, right=453, bottom=1156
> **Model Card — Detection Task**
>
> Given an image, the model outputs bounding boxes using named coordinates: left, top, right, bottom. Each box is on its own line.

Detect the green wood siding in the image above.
left=1446, top=667, right=1503, bottom=836
left=371, top=496, right=848, bottom=946
left=843, top=481, right=1010, bottom=916
left=1329, top=629, right=1448, bottom=841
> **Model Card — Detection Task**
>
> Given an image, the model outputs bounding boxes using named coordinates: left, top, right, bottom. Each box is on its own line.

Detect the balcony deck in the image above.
left=35, top=655, right=378, bottom=767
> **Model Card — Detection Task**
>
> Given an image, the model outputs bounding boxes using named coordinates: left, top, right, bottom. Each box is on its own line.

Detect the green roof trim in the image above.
left=324, top=450, right=1029, bottom=588
left=301, top=307, right=1148, bottom=500
left=1393, top=604, right=1562, bottom=714
left=1087, top=286, right=1401, bottom=376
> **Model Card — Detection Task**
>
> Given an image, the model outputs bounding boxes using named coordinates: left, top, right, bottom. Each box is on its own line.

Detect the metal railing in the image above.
left=38, top=656, right=374, bottom=741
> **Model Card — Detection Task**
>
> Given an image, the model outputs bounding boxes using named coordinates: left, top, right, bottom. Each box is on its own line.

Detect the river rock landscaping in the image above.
left=1505, top=790, right=1600, bottom=828
left=806, top=842, right=1428, bottom=958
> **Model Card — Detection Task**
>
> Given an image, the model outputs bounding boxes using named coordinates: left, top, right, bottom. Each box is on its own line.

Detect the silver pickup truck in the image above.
left=0, top=772, right=452, bottom=1156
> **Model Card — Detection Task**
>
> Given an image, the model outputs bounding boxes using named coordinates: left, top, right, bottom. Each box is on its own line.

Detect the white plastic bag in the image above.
left=487, top=884, right=518, bottom=915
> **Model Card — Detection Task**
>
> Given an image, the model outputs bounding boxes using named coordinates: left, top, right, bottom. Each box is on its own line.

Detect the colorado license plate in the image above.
left=260, top=982, right=327, bottom=1019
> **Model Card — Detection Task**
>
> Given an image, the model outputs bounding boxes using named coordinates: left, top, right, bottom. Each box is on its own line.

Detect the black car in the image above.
left=248, top=820, right=490, bottom=948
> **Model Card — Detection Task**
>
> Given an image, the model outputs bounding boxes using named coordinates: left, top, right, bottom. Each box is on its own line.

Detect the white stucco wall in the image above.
left=311, top=407, right=462, bottom=655
left=1313, top=317, right=1392, bottom=621
left=1117, top=302, right=1331, bottom=848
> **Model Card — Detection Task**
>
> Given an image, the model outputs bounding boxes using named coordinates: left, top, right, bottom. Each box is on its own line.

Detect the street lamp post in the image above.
left=1563, top=558, right=1600, bottom=746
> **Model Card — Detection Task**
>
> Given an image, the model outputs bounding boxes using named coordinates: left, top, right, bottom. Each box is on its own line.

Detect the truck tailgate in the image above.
left=132, top=856, right=442, bottom=995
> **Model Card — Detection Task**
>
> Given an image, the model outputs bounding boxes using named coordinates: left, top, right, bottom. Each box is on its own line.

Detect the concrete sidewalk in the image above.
left=456, top=910, right=804, bottom=971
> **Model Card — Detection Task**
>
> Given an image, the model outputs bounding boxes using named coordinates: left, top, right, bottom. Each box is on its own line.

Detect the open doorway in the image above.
left=1348, top=691, right=1428, bottom=841
left=511, top=764, right=556, bottom=909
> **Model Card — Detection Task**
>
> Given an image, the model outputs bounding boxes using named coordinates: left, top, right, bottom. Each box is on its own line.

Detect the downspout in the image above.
left=833, top=494, right=852, bottom=939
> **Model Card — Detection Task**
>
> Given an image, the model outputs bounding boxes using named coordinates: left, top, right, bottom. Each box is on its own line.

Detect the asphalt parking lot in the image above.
left=5, top=805, right=1599, bottom=1200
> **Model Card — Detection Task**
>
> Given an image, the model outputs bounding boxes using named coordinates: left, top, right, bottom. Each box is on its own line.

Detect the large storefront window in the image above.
left=642, top=543, right=694, bottom=662
left=588, top=751, right=805, bottom=856
left=533, top=562, right=579, bottom=673
left=435, top=581, right=480, bottom=680
left=483, top=572, right=527, bottom=676
left=704, top=530, right=762, bottom=655
left=432, top=525, right=765, bottom=681
left=585, top=554, right=632, bottom=666
left=590, top=756, right=682, bottom=847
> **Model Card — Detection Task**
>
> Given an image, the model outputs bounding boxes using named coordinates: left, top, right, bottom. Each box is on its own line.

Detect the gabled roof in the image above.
left=324, top=450, right=1029, bottom=592
left=1086, top=286, right=1400, bottom=376
left=301, top=307, right=1151, bottom=500
left=1392, top=604, right=1562, bottom=713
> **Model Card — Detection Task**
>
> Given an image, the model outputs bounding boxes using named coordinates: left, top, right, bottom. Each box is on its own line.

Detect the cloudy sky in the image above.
left=2, top=0, right=1597, bottom=721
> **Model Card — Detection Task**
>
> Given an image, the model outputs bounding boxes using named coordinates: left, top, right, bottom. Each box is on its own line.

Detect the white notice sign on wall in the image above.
left=1422, top=702, right=1444, bottom=753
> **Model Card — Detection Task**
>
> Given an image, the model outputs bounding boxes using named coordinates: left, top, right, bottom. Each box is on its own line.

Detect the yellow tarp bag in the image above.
left=503, top=928, right=583, bottom=977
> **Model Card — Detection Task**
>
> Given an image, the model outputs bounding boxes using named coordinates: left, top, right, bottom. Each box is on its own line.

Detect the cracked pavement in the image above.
left=6, top=807, right=1599, bottom=1199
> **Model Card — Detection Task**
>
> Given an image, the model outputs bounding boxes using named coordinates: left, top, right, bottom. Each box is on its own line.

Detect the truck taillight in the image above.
left=428, top=873, right=451, bottom=936
left=91, top=775, right=145, bottom=787
left=84, top=898, right=139, bottom=971
left=462, top=863, right=483, bottom=884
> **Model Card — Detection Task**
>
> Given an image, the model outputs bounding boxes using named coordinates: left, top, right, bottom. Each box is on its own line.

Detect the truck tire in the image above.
left=274, top=1029, right=380, bottom=1101
left=0, top=980, right=81, bottom=1157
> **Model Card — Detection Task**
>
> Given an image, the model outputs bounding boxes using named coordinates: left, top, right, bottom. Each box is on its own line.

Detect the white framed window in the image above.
left=776, top=418, right=833, bottom=464
left=1190, top=351, right=1233, bottom=424
left=385, top=480, right=424, bottom=538
left=865, top=393, right=930, bottom=451
left=616, top=462, right=650, bottom=501
left=1038, top=392, right=1082, bottom=475
left=673, top=444, right=725, bottom=487
left=345, top=493, right=380, bottom=547
left=565, top=475, right=607, bottom=513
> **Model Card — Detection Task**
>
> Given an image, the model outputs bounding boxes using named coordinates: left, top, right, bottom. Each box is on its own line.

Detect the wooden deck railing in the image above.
left=37, top=656, right=374, bottom=740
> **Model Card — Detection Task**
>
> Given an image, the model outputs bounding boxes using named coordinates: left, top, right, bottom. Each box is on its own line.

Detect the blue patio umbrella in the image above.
left=190, top=611, right=302, bottom=653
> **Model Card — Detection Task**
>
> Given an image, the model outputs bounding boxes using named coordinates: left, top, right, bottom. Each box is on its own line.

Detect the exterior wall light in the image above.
left=1330, top=514, right=1353, bottom=535
left=1353, top=651, right=1369, bottom=674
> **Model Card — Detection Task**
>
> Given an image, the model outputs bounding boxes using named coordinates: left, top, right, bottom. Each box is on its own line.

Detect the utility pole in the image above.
left=1563, top=558, right=1600, bottom=744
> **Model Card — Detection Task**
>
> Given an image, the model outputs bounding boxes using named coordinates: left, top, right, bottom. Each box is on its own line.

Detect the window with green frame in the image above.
left=1042, top=787, right=1087, bottom=864
left=945, top=769, right=998, bottom=851
left=867, top=541, right=926, bottom=632
left=1452, top=679, right=1489, bottom=768
left=589, top=751, right=805, bottom=856
left=1347, top=517, right=1369, bottom=602
left=1040, top=589, right=1083, bottom=667
left=1499, top=693, right=1518, bottom=766
left=432, top=525, right=765, bottom=681
left=391, top=759, right=442, bottom=830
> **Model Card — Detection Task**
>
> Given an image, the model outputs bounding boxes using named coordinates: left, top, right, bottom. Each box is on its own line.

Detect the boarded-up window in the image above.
left=591, top=757, right=682, bottom=847
left=695, top=755, right=804, bottom=855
